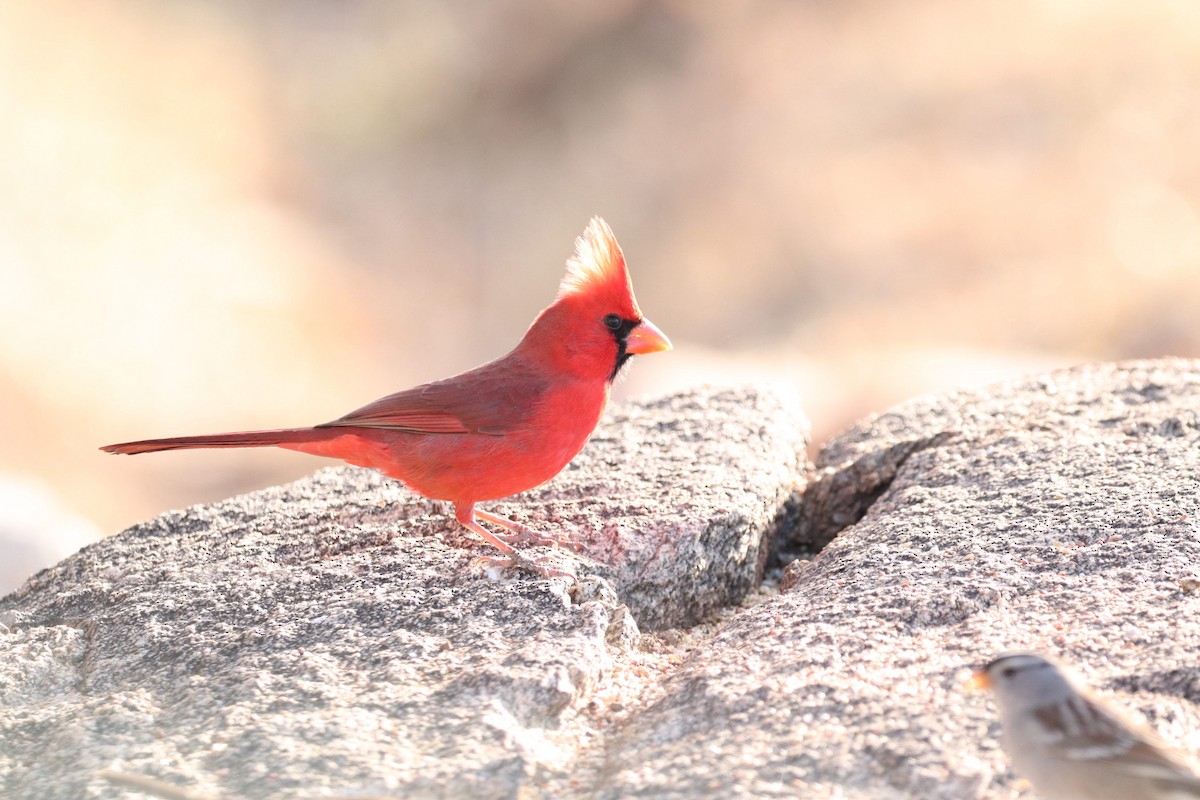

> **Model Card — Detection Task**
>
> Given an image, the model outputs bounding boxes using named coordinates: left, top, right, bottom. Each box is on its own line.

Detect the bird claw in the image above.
left=470, top=550, right=576, bottom=581
left=472, top=510, right=585, bottom=553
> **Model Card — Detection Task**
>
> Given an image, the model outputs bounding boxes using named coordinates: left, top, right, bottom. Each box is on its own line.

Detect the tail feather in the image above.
left=101, top=428, right=331, bottom=455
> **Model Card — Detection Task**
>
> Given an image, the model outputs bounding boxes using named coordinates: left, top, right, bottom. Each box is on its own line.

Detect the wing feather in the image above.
left=318, top=356, right=547, bottom=436
left=1037, top=698, right=1200, bottom=787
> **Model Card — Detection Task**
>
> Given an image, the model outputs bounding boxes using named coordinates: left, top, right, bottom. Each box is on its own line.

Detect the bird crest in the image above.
left=557, top=217, right=639, bottom=314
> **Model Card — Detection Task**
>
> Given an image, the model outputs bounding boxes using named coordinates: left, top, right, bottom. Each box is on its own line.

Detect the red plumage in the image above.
left=102, top=218, right=671, bottom=574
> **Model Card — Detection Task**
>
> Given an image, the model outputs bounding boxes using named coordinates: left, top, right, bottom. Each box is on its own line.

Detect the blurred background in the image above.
left=3, top=0, right=1199, bottom=593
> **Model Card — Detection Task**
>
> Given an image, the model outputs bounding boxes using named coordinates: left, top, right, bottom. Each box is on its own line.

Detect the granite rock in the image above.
left=6, top=362, right=1200, bottom=799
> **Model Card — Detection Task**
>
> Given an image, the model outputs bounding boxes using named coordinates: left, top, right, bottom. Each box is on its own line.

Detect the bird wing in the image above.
left=1036, top=702, right=1200, bottom=789
left=319, top=357, right=546, bottom=436
left=1103, top=740, right=1200, bottom=794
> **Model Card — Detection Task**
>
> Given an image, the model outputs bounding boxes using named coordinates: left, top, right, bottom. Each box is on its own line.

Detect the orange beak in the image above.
left=966, top=670, right=992, bottom=691
left=625, top=318, right=672, bottom=354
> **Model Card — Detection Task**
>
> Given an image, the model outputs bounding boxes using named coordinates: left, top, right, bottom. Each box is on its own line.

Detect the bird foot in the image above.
left=470, top=550, right=577, bottom=581
left=474, top=510, right=585, bottom=553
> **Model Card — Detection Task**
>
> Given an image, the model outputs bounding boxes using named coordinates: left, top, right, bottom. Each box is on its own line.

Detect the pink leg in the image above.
left=453, top=504, right=575, bottom=579
left=454, top=505, right=517, bottom=554
left=475, top=509, right=575, bottom=549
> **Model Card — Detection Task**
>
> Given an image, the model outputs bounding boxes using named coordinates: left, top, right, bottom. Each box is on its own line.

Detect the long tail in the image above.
left=101, top=427, right=337, bottom=455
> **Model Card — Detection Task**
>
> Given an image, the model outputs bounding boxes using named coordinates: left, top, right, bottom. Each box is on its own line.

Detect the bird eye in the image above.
left=1001, top=667, right=1017, bottom=678
left=603, top=314, right=623, bottom=331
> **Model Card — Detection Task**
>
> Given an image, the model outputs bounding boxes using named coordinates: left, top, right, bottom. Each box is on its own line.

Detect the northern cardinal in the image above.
left=102, top=218, right=671, bottom=574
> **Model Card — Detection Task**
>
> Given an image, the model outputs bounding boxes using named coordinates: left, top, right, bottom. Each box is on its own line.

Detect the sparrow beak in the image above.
left=626, top=318, right=672, bottom=354
left=966, top=669, right=992, bottom=691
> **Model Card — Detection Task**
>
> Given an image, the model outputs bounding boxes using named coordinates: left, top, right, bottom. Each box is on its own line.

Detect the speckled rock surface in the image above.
left=6, top=362, right=1200, bottom=800
left=598, top=359, right=1200, bottom=799
left=0, top=386, right=808, bottom=800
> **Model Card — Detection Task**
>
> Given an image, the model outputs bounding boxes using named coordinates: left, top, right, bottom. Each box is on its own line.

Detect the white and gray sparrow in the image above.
left=972, top=652, right=1200, bottom=799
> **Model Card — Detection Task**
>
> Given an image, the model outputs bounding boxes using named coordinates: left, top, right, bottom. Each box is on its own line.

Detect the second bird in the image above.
left=974, top=652, right=1200, bottom=799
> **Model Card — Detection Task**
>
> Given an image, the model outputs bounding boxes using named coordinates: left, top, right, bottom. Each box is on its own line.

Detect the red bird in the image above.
left=102, top=218, right=671, bottom=574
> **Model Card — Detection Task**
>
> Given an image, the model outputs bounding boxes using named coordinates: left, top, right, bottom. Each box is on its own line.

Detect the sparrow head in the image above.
left=971, top=652, right=1078, bottom=715
left=529, top=217, right=670, bottom=381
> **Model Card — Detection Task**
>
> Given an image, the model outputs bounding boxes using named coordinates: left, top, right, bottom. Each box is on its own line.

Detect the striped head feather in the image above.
left=557, top=217, right=642, bottom=319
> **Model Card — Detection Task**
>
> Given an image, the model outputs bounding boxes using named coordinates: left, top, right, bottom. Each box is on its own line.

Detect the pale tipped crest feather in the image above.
left=557, top=217, right=639, bottom=314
